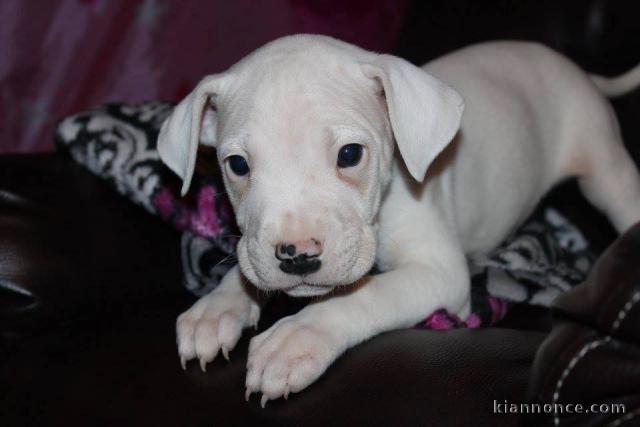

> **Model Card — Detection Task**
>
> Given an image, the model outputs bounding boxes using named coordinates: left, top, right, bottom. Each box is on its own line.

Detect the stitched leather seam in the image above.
left=611, top=291, right=640, bottom=331
left=552, top=289, right=640, bottom=427
left=552, top=338, right=610, bottom=426
left=606, top=406, right=640, bottom=427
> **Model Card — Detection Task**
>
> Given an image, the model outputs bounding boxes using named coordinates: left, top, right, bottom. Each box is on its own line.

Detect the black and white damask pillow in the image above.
left=55, top=102, right=238, bottom=296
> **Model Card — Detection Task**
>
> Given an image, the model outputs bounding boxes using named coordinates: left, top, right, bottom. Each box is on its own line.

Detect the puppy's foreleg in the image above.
left=176, top=265, right=264, bottom=370
left=245, top=248, right=471, bottom=405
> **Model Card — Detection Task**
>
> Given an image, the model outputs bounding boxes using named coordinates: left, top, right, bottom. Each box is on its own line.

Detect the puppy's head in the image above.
left=158, top=35, right=464, bottom=297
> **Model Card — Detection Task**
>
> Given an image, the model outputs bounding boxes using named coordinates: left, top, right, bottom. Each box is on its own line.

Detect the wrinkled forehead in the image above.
left=217, top=57, right=384, bottom=151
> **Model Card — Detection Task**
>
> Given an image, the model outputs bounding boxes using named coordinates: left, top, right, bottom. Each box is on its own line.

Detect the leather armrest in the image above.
left=526, top=222, right=640, bottom=426
left=0, top=153, right=184, bottom=338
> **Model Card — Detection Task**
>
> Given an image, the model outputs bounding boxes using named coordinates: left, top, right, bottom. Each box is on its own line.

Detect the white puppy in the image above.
left=158, top=35, right=640, bottom=405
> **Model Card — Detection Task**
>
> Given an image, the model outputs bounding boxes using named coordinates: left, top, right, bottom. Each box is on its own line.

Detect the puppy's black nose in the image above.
left=276, top=239, right=323, bottom=260
left=278, top=254, right=322, bottom=276
left=275, top=238, right=323, bottom=275
left=279, top=244, right=297, bottom=257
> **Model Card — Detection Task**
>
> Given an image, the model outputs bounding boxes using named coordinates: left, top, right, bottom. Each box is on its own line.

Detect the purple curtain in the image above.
left=0, top=0, right=409, bottom=153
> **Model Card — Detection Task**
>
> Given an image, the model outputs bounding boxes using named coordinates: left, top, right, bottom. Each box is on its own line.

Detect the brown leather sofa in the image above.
left=2, top=2, right=640, bottom=426
left=0, top=153, right=543, bottom=426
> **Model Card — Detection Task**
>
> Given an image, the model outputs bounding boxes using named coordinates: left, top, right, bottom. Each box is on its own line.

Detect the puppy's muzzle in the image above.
left=275, top=239, right=323, bottom=276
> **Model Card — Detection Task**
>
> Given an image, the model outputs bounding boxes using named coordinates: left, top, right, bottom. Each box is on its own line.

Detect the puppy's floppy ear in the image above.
left=158, top=74, right=230, bottom=195
left=362, top=55, right=465, bottom=182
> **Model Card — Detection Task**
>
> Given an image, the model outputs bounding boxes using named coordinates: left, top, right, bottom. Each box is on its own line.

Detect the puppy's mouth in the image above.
left=283, top=283, right=333, bottom=297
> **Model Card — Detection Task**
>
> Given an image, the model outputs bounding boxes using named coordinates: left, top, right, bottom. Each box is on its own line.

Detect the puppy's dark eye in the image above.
left=337, top=144, right=363, bottom=168
left=228, top=155, right=250, bottom=176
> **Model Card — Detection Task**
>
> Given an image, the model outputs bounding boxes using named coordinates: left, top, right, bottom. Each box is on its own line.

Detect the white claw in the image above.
left=221, top=346, right=230, bottom=361
left=261, top=394, right=268, bottom=408
left=180, top=356, right=187, bottom=370
left=200, top=358, right=207, bottom=372
left=245, top=388, right=251, bottom=402
left=284, top=388, right=290, bottom=400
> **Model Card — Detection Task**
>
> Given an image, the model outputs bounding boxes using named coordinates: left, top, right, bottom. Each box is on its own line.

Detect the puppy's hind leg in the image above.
left=577, top=132, right=640, bottom=233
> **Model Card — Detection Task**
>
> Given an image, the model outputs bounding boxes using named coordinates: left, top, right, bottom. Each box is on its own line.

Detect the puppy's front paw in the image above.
left=245, top=313, right=345, bottom=406
left=177, top=291, right=260, bottom=371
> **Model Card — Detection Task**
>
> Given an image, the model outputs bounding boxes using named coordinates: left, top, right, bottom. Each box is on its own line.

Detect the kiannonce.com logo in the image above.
left=493, top=400, right=626, bottom=415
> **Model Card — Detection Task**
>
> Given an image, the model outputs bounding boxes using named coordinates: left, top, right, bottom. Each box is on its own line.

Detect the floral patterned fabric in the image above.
left=55, top=102, right=596, bottom=329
